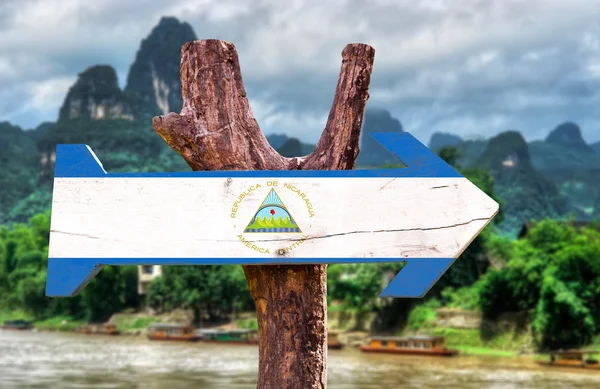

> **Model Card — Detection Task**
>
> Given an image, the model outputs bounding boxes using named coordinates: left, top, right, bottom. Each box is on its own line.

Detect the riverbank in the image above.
left=3, top=309, right=598, bottom=360
left=0, top=314, right=524, bottom=359
left=0, top=310, right=84, bottom=332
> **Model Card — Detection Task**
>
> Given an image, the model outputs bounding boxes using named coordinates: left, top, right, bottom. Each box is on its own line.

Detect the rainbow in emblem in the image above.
left=244, top=189, right=302, bottom=233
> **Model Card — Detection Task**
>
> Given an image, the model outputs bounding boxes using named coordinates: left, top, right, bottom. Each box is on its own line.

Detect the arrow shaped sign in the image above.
left=46, top=132, right=498, bottom=298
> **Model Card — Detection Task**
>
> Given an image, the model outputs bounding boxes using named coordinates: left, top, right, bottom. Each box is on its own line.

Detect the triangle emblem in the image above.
left=244, top=189, right=302, bottom=233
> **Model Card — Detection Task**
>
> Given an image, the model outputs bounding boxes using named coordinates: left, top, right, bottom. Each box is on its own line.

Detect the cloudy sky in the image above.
left=2, top=0, right=600, bottom=144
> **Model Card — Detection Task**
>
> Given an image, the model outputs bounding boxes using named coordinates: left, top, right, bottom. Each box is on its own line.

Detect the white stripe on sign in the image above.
left=49, top=176, right=498, bottom=259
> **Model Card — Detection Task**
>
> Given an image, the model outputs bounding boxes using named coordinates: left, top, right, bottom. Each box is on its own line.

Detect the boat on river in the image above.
left=328, top=331, right=344, bottom=350
left=359, top=335, right=459, bottom=357
left=1, top=319, right=33, bottom=330
left=536, top=349, right=600, bottom=370
left=75, top=323, right=120, bottom=335
left=200, top=329, right=259, bottom=344
left=147, top=323, right=201, bottom=341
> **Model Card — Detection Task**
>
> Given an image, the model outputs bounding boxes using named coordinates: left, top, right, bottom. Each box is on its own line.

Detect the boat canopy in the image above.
left=196, top=329, right=226, bottom=335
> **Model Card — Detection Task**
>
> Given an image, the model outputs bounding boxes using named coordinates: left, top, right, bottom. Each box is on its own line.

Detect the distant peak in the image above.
left=492, top=130, right=528, bottom=147
left=76, top=65, right=118, bottom=84
left=151, top=16, right=194, bottom=36
left=546, top=122, right=588, bottom=148
left=124, top=16, right=197, bottom=118
left=356, top=108, right=404, bottom=166
left=366, top=107, right=392, bottom=116
left=478, top=130, right=531, bottom=171
left=363, top=108, right=403, bottom=133
left=158, top=16, right=182, bottom=25
left=428, top=132, right=463, bottom=150
left=59, top=64, right=134, bottom=121
left=0, top=121, right=24, bottom=134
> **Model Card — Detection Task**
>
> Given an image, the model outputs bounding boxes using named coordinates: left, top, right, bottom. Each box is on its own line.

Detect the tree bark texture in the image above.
left=152, top=39, right=375, bottom=389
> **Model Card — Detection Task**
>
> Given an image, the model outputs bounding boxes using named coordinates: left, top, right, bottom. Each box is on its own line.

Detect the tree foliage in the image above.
left=327, top=264, right=385, bottom=314
left=0, top=211, right=138, bottom=321
left=478, top=220, right=600, bottom=349
left=147, top=265, right=253, bottom=323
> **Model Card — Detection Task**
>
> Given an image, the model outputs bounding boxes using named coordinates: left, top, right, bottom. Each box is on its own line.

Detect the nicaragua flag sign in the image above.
left=45, top=132, right=498, bottom=298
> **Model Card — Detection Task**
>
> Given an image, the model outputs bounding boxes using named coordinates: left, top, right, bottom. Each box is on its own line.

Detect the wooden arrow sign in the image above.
left=45, top=131, right=498, bottom=298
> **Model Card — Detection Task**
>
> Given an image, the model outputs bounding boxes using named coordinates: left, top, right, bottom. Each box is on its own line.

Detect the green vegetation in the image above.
left=406, top=299, right=440, bottom=332
left=0, top=309, right=83, bottom=332
left=478, top=220, right=600, bottom=350
left=432, top=327, right=530, bottom=354
left=0, top=309, right=33, bottom=323
left=327, top=263, right=399, bottom=315
left=236, top=317, right=259, bottom=330
left=451, top=345, right=516, bottom=358
left=34, top=315, right=85, bottom=332
left=147, top=265, right=254, bottom=323
left=245, top=216, right=299, bottom=230
left=0, top=122, right=40, bottom=224
left=0, top=211, right=140, bottom=323
left=109, top=313, right=161, bottom=331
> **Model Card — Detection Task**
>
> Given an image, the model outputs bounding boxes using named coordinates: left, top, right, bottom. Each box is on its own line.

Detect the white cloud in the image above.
left=30, top=77, right=75, bottom=111
left=251, top=100, right=328, bottom=143
left=0, top=77, right=74, bottom=128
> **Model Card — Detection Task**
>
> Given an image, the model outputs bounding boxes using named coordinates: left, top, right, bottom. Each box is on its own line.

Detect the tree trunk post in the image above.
left=152, top=39, right=375, bottom=389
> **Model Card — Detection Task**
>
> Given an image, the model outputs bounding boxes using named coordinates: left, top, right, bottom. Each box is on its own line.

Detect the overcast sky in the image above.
left=2, top=0, right=600, bottom=144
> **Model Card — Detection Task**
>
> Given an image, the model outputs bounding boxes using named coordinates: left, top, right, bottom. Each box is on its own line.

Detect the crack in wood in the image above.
left=49, top=230, right=101, bottom=240
left=379, top=177, right=397, bottom=190
left=250, top=217, right=493, bottom=243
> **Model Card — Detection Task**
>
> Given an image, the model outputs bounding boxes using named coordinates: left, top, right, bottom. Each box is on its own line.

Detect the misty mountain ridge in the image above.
left=427, top=122, right=600, bottom=234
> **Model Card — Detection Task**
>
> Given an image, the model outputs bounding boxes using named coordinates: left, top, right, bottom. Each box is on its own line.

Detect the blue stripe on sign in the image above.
left=46, top=257, right=455, bottom=298
left=54, top=132, right=462, bottom=179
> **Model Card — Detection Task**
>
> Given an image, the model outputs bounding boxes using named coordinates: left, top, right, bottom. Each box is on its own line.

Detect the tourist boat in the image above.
left=536, top=349, right=600, bottom=370
left=147, top=323, right=201, bottom=341
left=200, top=329, right=259, bottom=344
left=359, top=335, right=459, bottom=357
left=75, top=323, right=120, bottom=335
left=1, top=319, right=33, bottom=330
left=328, top=331, right=344, bottom=350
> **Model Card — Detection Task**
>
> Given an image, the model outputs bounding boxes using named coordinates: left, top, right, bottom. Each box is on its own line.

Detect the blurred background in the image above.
left=1, top=1, right=600, bottom=388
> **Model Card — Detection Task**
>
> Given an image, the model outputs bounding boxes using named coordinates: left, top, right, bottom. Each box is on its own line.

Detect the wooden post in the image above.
left=152, top=39, right=375, bottom=389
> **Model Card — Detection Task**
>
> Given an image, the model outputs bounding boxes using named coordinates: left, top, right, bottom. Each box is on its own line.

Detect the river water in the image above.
left=0, top=330, right=599, bottom=389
